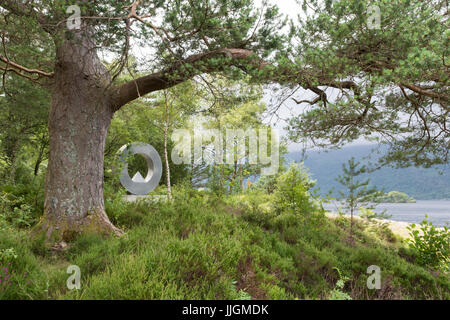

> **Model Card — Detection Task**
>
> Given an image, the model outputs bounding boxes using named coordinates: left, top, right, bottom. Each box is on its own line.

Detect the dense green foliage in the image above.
left=407, top=217, right=449, bottom=272
left=1, top=170, right=449, bottom=300
left=0, top=77, right=49, bottom=183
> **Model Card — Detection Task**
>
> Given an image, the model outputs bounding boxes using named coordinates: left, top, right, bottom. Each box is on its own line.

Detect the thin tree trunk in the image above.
left=231, top=158, right=238, bottom=193
left=163, top=91, right=172, bottom=200
left=239, top=161, right=244, bottom=191
left=34, top=151, right=43, bottom=177
left=350, top=175, right=354, bottom=241
left=217, top=121, right=224, bottom=192
left=34, top=135, right=47, bottom=176
left=9, top=149, right=18, bottom=183
left=350, top=206, right=354, bottom=239
left=6, top=138, right=21, bottom=183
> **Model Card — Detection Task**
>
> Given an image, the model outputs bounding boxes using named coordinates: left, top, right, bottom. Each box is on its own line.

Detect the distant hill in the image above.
left=287, top=145, right=450, bottom=200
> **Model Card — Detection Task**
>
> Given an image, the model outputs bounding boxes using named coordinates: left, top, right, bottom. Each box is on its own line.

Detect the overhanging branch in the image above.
left=400, top=82, right=449, bottom=102
left=0, top=54, right=54, bottom=78
left=111, top=48, right=265, bottom=110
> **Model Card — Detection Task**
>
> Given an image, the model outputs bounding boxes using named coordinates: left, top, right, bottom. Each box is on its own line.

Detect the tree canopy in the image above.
left=1, top=0, right=448, bottom=168
left=284, top=0, right=448, bottom=168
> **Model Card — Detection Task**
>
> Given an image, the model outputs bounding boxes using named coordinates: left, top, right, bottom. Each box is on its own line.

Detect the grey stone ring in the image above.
left=118, top=142, right=163, bottom=195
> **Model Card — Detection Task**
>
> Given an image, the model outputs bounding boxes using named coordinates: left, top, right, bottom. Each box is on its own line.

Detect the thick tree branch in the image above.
left=400, top=82, right=449, bottom=102
left=0, top=54, right=54, bottom=78
left=292, top=96, right=321, bottom=105
left=111, top=48, right=265, bottom=110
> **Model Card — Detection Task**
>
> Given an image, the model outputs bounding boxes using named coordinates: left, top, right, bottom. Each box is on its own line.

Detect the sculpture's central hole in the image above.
left=128, top=154, right=148, bottom=181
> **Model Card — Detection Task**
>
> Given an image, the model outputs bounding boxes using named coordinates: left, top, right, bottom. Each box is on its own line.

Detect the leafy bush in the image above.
left=274, top=163, right=318, bottom=215
left=329, top=267, right=352, bottom=300
left=0, top=178, right=45, bottom=229
left=253, top=173, right=281, bottom=194
left=0, top=191, right=36, bottom=228
left=359, top=207, right=378, bottom=220
left=407, top=217, right=449, bottom=271
left=0, top=248, right=18, bottom=264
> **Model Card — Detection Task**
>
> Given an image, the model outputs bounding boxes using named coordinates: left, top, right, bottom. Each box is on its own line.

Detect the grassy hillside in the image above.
left=1, top=188, right=448, bottom=300
left=289, top=145, right=450, bottom=200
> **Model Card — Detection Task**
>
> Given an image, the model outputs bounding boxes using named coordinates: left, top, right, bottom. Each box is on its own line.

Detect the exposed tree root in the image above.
left=33, top=208, right=123, bottom=244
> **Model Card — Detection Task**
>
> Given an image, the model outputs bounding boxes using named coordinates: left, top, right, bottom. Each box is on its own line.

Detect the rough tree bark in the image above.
left=35, top=32, right=122, bottom=241
left=33, top=139, right=46, bottom=176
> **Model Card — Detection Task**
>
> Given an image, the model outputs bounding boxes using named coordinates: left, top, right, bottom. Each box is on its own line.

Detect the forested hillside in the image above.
left=289, top=145, right=450, bottom=200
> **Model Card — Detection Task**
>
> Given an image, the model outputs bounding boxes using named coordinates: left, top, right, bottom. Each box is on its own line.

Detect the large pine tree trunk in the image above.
left=35, top=33, right=121, bottom=241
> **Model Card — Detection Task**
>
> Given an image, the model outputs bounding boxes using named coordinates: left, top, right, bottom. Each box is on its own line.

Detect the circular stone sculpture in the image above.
left=118, top=142, right=163, bottom=195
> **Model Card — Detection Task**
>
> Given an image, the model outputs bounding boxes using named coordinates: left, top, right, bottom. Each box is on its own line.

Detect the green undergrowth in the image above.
left=1, top=190, right=449, bottom=300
